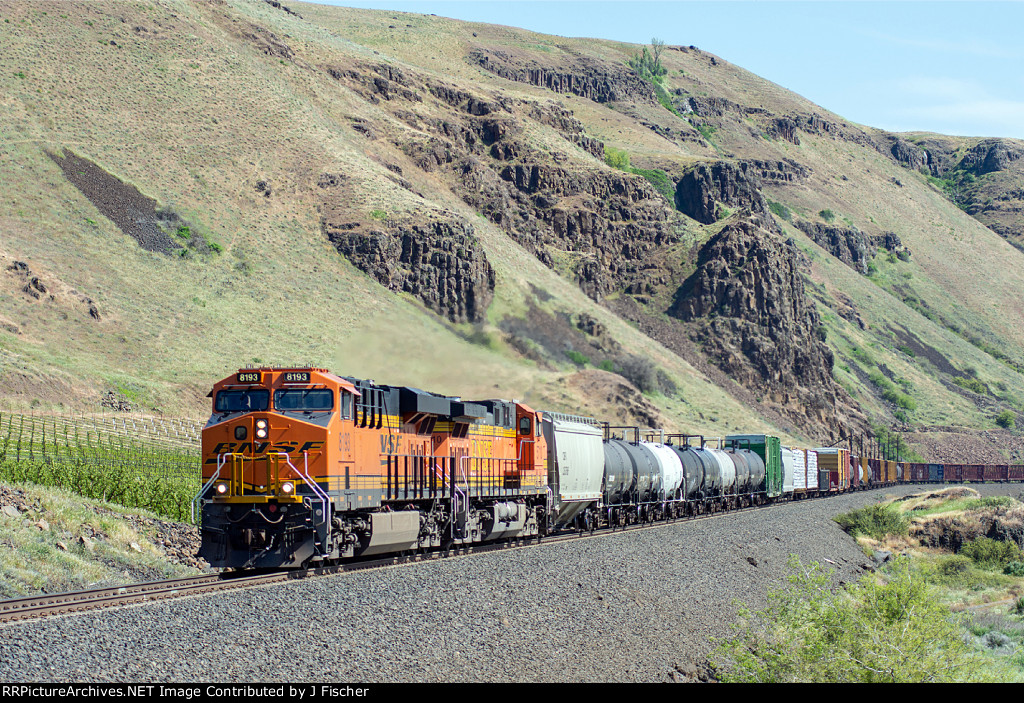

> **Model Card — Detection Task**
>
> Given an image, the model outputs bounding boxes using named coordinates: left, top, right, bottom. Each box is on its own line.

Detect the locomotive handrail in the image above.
left=191, top=452, right=232, bottom=523
left=515, top=438, right=534, bottom=461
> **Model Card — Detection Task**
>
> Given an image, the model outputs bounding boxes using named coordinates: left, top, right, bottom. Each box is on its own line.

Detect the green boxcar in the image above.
left=726, top=434, right=782, bottom=498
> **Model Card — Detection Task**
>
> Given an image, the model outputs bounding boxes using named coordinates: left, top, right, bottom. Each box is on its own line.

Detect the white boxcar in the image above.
left=541, top=412, right=604, bottom=527
left=780, top=447, right=795, bottom=495
left=806, top=449, right=819, bottom=490
left=790, top=446, right=806, bottom=492
left=641, top=441, right=684, bottom=500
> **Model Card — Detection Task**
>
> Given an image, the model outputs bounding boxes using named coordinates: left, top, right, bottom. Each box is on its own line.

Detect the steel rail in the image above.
left=1, top=480, right=1016, bottom=624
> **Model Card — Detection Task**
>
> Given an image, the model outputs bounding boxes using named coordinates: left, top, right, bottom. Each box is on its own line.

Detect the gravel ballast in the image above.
left=1, top=483, right=1021, bottom=683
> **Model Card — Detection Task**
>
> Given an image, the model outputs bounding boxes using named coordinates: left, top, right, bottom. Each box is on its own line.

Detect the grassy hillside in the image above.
left=1, top=0, right=1022, bottom=458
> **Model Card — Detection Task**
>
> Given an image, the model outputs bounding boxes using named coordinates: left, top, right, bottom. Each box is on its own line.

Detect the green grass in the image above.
left=0, top=481, right=199, bottom=598
left=834, top=503, right=909, bottom=540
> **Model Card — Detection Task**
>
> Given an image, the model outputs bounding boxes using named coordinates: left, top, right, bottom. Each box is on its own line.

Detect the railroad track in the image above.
left=0, top=498, right=788, bottom=625
left=0, top=482, right=965, bottom=625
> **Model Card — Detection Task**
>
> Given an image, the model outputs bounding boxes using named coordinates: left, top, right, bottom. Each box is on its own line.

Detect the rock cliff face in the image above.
left=469, top=47, right=656, bottom=105
left=320, top=50, right=880, bottom=436
left=323, top=216, right=495, bottom=324
left=674, top=161, right=768, bottom=224
left=889, top=135, right=1024, bottom=249
left=794, top=221, right=908, bottom=274
left=669, top=215, right=861, bottom=433
left=323, top=58, right=679, bottom=302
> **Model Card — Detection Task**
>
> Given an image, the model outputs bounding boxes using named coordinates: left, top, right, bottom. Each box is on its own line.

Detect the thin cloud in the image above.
left=859, top=29, right=1022, bottom=60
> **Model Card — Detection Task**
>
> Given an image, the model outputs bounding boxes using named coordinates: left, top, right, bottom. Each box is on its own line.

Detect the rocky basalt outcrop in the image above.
left=794, top=221, right=908, bottom=274
left=323, top=216, right=495, bottom=324
left=324, top=59, right=679, bottom=302
left=959, top=139, right=1024, bottom=176
left=669, top=215, right=856, bottom=432
left=674, top=161, right=768, bottom=224
left=469, top=47, right=656, bottom=105
left=888, top=137, right=929, bottom=172
left=747, top=159, right=811, bottom=184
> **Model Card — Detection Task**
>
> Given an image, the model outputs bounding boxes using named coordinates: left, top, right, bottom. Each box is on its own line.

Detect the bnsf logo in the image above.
left=204, top=441, right=325, bottom=464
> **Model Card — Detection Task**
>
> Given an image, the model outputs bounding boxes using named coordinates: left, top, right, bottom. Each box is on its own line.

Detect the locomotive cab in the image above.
left=197, top=368, right=353, bottom=568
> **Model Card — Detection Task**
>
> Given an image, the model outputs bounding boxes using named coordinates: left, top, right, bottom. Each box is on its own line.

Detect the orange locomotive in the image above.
left=196, top=368, right=547, bottom=568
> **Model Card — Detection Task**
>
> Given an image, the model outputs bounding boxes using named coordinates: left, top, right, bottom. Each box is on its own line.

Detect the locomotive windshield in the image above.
left=215, top=389, right=270, bottom=412
left=275, top=388, right=334, bottom=412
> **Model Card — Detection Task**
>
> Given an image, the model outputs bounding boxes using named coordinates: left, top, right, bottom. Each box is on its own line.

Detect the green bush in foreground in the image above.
left=834, top=503, right=909, bottom=540
left=712, top=556, right=992, bottom=682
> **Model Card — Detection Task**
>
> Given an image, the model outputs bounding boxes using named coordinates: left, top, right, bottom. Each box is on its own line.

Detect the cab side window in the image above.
left=519, top=417, right=531, bottom=435
left=341, top=391, right=353, bottom=420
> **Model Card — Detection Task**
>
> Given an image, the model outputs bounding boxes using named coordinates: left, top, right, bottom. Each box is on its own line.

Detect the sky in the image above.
left=308, top=1, right=1024, bottom=140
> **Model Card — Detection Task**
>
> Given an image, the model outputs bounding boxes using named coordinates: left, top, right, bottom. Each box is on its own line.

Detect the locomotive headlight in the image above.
left=256, top=427, right=268, bottom=439
left=255, top=419, right=268, bottom=439
left=280, top=482, right=294, bottom=495
left=256, top=419, right=268, bottom=429
left=215, top=482, right=229, bottom=495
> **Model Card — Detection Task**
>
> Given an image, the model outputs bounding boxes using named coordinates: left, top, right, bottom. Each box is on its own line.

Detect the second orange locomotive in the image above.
left=197, top=367, right=547, bottom=568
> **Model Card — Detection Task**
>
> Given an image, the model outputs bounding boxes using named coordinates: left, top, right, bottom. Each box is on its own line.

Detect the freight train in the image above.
left=194, top=367, right=1023, bottom=569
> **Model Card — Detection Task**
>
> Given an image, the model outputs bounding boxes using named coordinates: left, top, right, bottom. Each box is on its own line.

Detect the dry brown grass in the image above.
left=0, top=0, right=1021, bottom=448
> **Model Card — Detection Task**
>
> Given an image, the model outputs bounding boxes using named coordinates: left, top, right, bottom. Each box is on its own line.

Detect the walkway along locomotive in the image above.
left=194, top=367, right=1024, bottom=570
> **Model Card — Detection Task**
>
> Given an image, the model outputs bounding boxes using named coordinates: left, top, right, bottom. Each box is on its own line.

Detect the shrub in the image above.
left=695, top=123, right=716, bottom=141
left=953, top=376, right=988, bottom=395
left=834, top=503, right=909, bottom=540
left=937, top=554, right=973, bottom=579
left=767, top=200, right=791, bottom=221
left=819, top=209, right=835, bottom=222
left=960, top=538, right=1022, bottom=569
left=564, top=350, right=589, bottom=367
left=631, top=168, right=674, bottom=202
left=617, top=354, right=657, bottom=392
left=604, top=146, right=630, bottom=170
left=712, top=557, right=987, bottom=682
left=1003, top=561, right=1024, bottom=577
left=996, top=410, right=1016, bottom=429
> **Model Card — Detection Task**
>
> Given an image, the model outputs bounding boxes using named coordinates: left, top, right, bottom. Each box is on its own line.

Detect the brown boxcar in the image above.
left=849, top=454, right=860, bottom=489
left=963, top=464, right=984, bottom=482
left=985, top=465, right=1008, bottom=482
left=1011, top=465, right=1024, bottom=481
